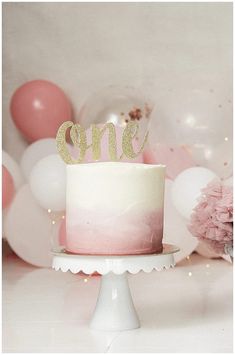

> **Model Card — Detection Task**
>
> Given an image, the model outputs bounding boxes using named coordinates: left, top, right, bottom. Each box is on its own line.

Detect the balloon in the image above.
left=163, top=179, right=198, bottom=263
left=202, top=140, right=232, bottom=180
left=149, top=87, right=232, bottom=178
left=196, top=241, right=221, bottom=259
left=2, top=150, right=24, bottom=190
left=10, top=80, right=72, bottom=142
left=144, top=143, right=196, bottom=179
left=2, top=165, right=15, bottom=209
left=20, top=138, right=58, bottom=180
left=78, top=86, right=153, bottom=142
left=29, top=154, right=66, bottom=211
left=4, top=184, right=53, bottom=267
left=172, top=167, right=217, bottom=220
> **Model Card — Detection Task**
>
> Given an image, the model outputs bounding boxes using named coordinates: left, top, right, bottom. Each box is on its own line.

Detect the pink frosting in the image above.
left=66, top=209, right=163, bottom=255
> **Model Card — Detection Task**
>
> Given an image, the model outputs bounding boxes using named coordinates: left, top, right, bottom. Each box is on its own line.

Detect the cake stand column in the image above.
left=90, top=271, right=140, bottom=331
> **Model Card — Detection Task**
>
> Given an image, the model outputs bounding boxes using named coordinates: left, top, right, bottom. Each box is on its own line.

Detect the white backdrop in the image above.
left=3, top=2, right=232, bottom=162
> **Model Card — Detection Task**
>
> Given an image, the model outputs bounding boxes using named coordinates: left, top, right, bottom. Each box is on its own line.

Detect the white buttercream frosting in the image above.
left=66, top=162, right=165, bottom=213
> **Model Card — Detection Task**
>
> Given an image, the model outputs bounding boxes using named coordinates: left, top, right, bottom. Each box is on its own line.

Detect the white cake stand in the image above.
left=52, top=244, right=179, bottom=331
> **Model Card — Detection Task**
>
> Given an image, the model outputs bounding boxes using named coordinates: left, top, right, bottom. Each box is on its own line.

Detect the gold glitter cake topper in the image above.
left=56, top=121, right=148, bottom=164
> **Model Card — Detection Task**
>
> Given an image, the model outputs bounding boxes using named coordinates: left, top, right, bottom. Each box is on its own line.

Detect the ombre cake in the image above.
left=66, top=162, right=165, bottom=255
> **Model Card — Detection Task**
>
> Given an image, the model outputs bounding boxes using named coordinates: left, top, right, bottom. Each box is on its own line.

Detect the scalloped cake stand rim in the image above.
left=52, top=243, right=180, bottom=275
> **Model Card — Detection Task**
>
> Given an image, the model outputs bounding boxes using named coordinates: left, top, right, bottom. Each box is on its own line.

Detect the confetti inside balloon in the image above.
left=78, top=86, right=153, bottom=142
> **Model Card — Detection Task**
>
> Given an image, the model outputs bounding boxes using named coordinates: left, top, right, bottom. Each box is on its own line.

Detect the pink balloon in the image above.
left=2, top=165, right=15, bottom=209
left=71, top=124, right=143, bottom=163
left=10, top=80, right=72, bottom=142
left=144, top=143, right=196, bottom=179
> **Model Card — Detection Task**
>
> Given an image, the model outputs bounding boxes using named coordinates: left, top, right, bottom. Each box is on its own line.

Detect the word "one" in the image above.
left=56, top=121, right=148, bottom=164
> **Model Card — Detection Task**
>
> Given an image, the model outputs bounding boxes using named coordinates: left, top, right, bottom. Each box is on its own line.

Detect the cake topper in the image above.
left=56, top=121, right=148, bottom=164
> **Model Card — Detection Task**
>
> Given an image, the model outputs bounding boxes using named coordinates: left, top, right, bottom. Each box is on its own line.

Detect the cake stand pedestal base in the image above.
left=52, top=244, right=179, bottom=332
left=90, top=272, right=139, bottom=331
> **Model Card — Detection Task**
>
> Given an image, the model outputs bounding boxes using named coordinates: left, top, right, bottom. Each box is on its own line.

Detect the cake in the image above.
left=66, top=162, right=165, bottom=255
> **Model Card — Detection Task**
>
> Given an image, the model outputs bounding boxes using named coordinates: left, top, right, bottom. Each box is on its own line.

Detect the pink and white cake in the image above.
left=66, top=162, right=165, bottom=255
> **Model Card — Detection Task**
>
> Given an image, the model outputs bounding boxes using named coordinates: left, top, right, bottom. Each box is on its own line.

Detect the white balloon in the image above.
left=163, top=180, right=198, bottom=263
left=20, top=138, right=58, bottom=180
left=2, top=150, right=24, bottom=190
left=4, top=184, right=53, bottom=267
left=29, top=154, right=66, bottom=211
left=196, top=241, right=221, bottom=259
left=172, top=167, right=217, bottom=220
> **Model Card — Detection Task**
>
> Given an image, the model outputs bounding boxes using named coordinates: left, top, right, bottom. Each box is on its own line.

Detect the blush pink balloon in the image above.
left=2, top=165, right=15, bottom=209
left=144, top=143, right=196, bottom=179
left=10, top=80, right=72, bottom=142
left=70, top=124, right=143, bottom=163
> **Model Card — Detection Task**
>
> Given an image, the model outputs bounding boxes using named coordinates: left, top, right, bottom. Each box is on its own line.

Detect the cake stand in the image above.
left=52, top=244, right=179, bottom=331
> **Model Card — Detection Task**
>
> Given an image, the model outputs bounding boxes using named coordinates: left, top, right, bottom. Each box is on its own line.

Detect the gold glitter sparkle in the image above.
left=56, top=121, right=148, bottom=164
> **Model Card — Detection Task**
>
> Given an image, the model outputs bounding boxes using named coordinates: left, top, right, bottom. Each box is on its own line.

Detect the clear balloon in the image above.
left=20, top=138, right=58, bottom=180
left=2, top=165, right=15, bottom=209
left=149, top=87, right=232, bottom=178
left=78, top=86, right=153, bottom=142
left=172, top=167, right=218, bottom=220
left=10, top=80, right=72, bottom=142
left=2, top=150, right=24, bottom=190
left=164, top=179, right=198, bottom=263
left=4, top=184, right=54, bottom=267
left=29, top=154, right=66, bottom=212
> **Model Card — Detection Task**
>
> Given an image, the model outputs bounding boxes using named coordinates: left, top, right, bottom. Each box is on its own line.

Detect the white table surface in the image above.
left=3, top=252, right=233, bottom=353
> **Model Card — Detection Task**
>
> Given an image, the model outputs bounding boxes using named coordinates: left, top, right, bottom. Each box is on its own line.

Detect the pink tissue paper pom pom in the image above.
left=188, top=179, right=233, bottom=255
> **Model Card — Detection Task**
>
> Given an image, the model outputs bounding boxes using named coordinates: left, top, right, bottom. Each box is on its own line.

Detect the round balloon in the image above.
left=144, top=143, right=195, bottom=179
left=20, top=138, right=58, bottom=180
left=2, top=165, right=15, bottom=209
left=10, top=80, right=72, bottom=142
left=164, top=179, right=198, bottom=263
left=172, top=167, right=218, bottom=220
left=4, top=184, right=53, bottom=267
left=2, top=150, right=24, bottom=190
left=149, top=87, right=232, bottom=177
left=78, top=86, right=153, bottom=142
left=196, top=241, right=221, bottom=259
left=29, top=154, right=66, bottom=211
